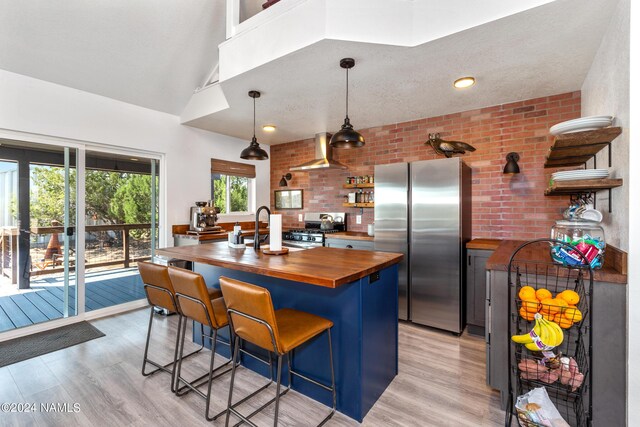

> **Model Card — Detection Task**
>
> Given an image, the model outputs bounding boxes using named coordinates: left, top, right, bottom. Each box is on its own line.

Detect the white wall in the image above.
left=628, top=0, right=639, bottom=422
left=0, top=69, right=271, bottom=245
left=581, top=0, right=630, bottom=251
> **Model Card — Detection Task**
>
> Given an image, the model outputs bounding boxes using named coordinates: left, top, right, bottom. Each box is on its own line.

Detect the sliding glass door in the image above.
left=0, top=140, right=78, bottom=332
left=0, top=140, right=160, bottom=333
left=81, top=151, right=159, bottom=312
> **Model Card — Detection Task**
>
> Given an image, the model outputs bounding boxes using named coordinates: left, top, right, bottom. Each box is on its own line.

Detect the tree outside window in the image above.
left=212, top=174, right=250, bottom=214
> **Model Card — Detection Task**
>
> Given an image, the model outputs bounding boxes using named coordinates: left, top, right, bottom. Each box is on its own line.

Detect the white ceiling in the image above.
left=0, top=0, right=226, bottom=114
left=187, top=0, right=618, bottom=144
left=0, top=0, right=620, bottom=144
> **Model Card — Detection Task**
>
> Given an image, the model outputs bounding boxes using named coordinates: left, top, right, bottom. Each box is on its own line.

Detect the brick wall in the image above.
left=270, top=92, right=581, bottom=239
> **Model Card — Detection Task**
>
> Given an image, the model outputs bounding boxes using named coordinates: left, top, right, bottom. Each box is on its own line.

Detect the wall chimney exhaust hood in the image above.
left=289, top=133, right=347, bottom=171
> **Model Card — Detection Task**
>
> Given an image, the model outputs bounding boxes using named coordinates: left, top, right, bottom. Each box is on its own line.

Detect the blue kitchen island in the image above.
left=157, top=242, right=402, bottom=422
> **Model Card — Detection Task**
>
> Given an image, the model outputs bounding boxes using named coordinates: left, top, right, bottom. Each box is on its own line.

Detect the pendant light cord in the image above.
left=345, top=67, right=349, bottom=120
left=253, top=96, right=256, bottom=139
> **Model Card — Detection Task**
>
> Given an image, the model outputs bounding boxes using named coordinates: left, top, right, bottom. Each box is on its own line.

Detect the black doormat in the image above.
left=0, top=321, right=105, bottom=368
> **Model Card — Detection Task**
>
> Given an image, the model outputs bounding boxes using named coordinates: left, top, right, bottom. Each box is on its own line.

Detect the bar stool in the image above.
left=138, top=261, right=216, bottom=392
left=168, top=266, right=234, bottom=421
left=219, top=276, right=336, bottom=427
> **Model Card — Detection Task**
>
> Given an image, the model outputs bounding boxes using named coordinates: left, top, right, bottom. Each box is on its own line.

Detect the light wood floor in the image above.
left=0, top=308, right=504, bottom=426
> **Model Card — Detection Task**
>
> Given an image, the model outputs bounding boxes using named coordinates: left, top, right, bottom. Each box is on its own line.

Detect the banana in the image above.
left=544, top=318, right=564, bottom=347
left=537, top=317, right=551, bottom=347
left=511, top=332, right=534, bottom=344
left=539, top=318, right=557, bottom=347
left=513, top=314, right=563, bottom=351
left=525, top=342, right=542, bottom=352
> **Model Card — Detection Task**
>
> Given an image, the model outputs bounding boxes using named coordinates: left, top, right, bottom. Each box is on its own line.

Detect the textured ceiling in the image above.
left=0, top=0, right=619, bottom=144
left=186, top=0, right=618, bottom=144
left=0, top=0, right=226, bottom=114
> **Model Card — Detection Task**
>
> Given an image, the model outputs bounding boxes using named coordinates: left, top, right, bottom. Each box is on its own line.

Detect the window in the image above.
left=211, top=159, right=255, bottom=214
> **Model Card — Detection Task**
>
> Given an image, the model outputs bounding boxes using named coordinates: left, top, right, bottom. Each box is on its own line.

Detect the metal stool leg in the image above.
left=205, top=328, right=219, bottom=421
left=225, top=337, right=242, bottom=427
left=141, top=307, right=203, bottom=394
left=141, top=307, right=156, bottom=376
left=273, top=355, right=283, bottom=427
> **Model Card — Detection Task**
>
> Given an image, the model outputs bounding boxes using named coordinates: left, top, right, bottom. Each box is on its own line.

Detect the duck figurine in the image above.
left=426, top=133, right=476, bottom=158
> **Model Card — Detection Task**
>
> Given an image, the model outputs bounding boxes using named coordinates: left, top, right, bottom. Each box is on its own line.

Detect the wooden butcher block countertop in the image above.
left=485, top=240, right=627, bottom=284
left=157, top=241, right=403, bottom=288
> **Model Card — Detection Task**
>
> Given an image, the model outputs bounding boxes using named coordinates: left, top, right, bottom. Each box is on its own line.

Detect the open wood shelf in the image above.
left=545, top=178, right=623, bottom=195
left=343, top=183, right=375, bottom=189
left=342, top=203, right=375, bottom=208
left=543, top=127, right=622, bottom=168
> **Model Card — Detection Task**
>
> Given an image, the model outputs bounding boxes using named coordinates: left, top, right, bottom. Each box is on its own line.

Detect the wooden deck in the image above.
left=0, top=269, right=145, bottom=332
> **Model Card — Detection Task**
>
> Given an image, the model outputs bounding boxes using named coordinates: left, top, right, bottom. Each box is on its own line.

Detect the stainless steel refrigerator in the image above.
left=374, top=157, right=471, bottom=333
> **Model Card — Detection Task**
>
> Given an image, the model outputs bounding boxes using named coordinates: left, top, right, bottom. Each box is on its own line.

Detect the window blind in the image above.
left=210, top=159, right=256, bottom=178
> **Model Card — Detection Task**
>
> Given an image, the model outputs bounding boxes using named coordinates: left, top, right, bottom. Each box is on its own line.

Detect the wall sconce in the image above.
left=279, top=173, right=292, bottom=187
left=503, top=152, right=520, bottom=174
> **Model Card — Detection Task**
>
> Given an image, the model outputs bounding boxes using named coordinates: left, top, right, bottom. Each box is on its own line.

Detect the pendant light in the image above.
left=240, top=90, right=269, bottom=160
left=330, top=58, right=365, bottom=149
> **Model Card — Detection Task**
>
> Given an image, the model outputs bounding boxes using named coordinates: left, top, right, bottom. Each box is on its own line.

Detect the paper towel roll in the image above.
left=270, top=214, right=282, bottom=251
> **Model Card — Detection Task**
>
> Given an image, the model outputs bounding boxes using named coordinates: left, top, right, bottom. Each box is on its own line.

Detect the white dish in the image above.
left=580, top=209, right=603, bottom=222
left=552, top=176, right=608, bottom=182
left=550, top=115, right=613, bottom=135
left=552, top=172, right=608, bottom=179
left=552, top=169, right=608, bottom=177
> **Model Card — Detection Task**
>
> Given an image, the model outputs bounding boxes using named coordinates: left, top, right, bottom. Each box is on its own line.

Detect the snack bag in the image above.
left=515, top=387, right=569, bottom=427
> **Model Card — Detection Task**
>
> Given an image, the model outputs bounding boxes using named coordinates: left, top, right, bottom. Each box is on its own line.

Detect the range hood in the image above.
left=289, top=133, right=347, bottom=171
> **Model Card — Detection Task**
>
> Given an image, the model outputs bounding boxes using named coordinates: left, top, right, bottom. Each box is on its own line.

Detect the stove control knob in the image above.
left=296, top=235, right=302, bottom=241
left=310, top=236, right=316, bottom=242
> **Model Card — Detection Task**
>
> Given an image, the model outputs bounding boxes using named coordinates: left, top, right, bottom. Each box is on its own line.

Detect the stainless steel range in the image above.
left=282, top=212, right=347, bottom=249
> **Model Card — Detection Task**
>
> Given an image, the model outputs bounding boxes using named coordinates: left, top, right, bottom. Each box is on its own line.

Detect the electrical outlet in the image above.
left=356, top=215, right=362, bottom=224
left=298, top=214, right=303, bottom=222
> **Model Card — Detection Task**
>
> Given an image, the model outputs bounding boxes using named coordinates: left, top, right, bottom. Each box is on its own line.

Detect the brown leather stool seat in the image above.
left=168, top=266, right=233, bottom=421
left=219, top=276, right=336, bottom=427
left=138, top=261, right=208, bottom=392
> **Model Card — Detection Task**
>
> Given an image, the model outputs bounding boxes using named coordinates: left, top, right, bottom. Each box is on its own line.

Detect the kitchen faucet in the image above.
left=254, top=205, right=271, bottom=250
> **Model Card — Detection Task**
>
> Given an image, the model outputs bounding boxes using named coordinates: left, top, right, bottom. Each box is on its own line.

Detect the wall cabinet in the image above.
left=465, top=249, right=493, bottom=336
left=325, top=238, right=374, bottom=251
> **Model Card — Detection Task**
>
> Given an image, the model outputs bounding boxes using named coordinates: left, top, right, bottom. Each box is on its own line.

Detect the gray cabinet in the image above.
left=486, top=269, right=627, bottom=425
left=466, top=249, right=492, bottom=336
left=325, top=238, right=374, bottom=250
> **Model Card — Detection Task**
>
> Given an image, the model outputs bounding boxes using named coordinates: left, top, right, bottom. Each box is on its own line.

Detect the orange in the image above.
left=519, top=307, right=536, bottom=321
left=564, top=307, right=583, bottom=323
left=557, top=316, right=574, bottom=329
left=518, top=286, right=536, bottom=301
left=535, top=288, right=552, bottom=301
left=541, top=311, right=555, bottom=321
left=559, top=290, right=580, bottom=305
left=521, top=298, right=540, bottom=313
left=541, top=298, right=561, bottom=315
left=555, top=298, right=569, bottom=312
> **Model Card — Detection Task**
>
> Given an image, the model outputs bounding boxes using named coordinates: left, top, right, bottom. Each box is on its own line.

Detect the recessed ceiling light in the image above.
left=130, top=158, right=139, bottom=161
left=263, top=125, right=276, bottom=132
left=453, top=76, right=475, bottom=89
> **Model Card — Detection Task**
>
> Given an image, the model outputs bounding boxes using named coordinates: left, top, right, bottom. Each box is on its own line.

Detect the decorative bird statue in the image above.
left=426, top=133, right=476, bottom=158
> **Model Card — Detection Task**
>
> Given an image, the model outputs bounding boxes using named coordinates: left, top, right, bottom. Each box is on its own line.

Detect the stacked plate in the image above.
left=549, top=115, right=613, bottom=135
left=551, top=169, right=609, bottom=181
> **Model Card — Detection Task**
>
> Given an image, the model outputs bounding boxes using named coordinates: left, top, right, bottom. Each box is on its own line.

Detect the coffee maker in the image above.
left=189, top=201, right=222, bottom=233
